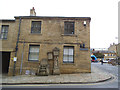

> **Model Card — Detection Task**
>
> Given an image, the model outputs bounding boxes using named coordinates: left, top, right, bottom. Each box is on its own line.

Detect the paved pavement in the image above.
left=1, top=63, right=114, bottom=84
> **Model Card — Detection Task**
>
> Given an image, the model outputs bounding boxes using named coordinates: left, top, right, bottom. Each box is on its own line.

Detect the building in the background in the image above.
left=91, top=48, right=116, bottom=61
left=103, top=51, right=116, bottom=60
left=108, top=43, right=117, bottom=53
left=116, top=43, right=120, bottom=64
left=116, top=43, right=120, bottom=57
left=0, top=7, right=91, bottom=76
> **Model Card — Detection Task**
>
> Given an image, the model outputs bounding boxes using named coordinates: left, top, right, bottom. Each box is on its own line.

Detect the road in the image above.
left=1, top=63, right=119, bottom=89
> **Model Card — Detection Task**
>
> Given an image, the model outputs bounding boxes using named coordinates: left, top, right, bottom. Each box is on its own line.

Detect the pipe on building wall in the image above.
left=20, top=39, right=25, bottom=75
left=13, top=17, right=21, bottom=76
left=15, top=17, right=21, bottom=56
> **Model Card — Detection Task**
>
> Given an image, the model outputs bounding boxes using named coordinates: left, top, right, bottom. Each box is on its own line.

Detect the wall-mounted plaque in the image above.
left=47, top=52, right=53, bottom=60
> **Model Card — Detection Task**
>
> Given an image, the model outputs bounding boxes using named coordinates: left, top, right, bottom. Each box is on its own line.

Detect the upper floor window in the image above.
left=0, top=25, right=9, bottom=39
left=64, top=21, right=74, bottom=35
left=31, top=21, right=41, bottom=33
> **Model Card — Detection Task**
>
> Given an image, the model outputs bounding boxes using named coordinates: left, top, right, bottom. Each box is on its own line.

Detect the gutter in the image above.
left=15, top=17, right=21, bottom=56
left=13, top=17, right=21, bottom=76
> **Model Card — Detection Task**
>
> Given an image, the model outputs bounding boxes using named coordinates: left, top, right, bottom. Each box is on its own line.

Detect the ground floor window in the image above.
left=63, top=46, right=74, bottom=63
left=28, top=45, right=40, bottom=61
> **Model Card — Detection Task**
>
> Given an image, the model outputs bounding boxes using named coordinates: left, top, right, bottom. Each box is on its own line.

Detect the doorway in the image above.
left=2, top=52, right=11, bottom=74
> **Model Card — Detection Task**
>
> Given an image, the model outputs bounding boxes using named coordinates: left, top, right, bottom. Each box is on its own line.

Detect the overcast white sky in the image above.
left=0, top=0, right=119, bottom=49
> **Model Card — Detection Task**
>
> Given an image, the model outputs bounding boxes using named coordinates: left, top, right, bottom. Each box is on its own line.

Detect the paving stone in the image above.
left=1, top=66, right=113, bottom=84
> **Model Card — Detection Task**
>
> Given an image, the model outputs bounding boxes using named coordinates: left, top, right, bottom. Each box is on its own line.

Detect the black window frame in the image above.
left=28, top=45, right=40, bottom=61
left=64, top=21, right=75, bottom=35
left=31, top=21, right=41, bottom=33
left=63, top=46, right=74, bottom=63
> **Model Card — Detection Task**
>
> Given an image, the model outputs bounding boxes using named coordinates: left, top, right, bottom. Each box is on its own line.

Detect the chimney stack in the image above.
left=30, top=7, right=36, bottom=16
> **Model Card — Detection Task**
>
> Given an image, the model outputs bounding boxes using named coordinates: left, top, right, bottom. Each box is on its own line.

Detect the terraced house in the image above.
left=0, top=7, right=91, bottom=76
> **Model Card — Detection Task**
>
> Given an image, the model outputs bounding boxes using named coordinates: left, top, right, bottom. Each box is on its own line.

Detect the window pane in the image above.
left=29, top=53, right=39, bottom=60
left=4, top=33, right=7, bottom=39
left=63, top=55, right=68, bottom=62
left=2, top=27, right=5, bottom=32
left=69, top=56, right=73, bottom=62
left=2, top=26, right=9, bottom=32
left=69, top=48, right=73, bottom=55
left=64, top=22, right=74, bottom=34
left=63, top=46, right=74, bottom=63
left=1, top=33, right=7, bottom=39
left=104, top=54, right=107, bottom=56
left=1, top=34, right=4, bottom=39
left=30, top=46, right=39, bottom=52
left=64, top=48, right=69, bottom=55
left=29, top=45, right=40, bottom=61
left=1, top=25, right=9, bottom=39
left=31, top=21, right=41, bottom=33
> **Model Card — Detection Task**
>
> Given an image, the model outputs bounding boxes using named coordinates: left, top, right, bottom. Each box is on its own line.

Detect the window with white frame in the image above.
left=63, top=46, right=74, bottom=63
left=28, top=45, right=40, bottom=61
left=0, top=25, right=9, bottom=39
left=104, top=54, right=107, bottom=56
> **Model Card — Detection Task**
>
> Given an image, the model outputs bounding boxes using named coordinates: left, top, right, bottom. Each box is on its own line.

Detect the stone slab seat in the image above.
left=36, top=59, right=50, bottom=76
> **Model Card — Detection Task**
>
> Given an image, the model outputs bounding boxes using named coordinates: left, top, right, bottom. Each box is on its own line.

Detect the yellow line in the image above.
left=2, top=83, right=98, bottom=87
left=2, top=85, right=49, bottom=87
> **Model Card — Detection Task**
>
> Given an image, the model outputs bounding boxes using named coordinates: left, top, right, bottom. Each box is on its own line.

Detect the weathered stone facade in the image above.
left=108, top=43, right=117, bottom=53
left=116, top=43, right=120, bottom=57
left=0, top=15, right=91, bottom=76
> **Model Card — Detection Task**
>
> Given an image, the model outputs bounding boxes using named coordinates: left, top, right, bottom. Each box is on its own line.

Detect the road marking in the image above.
left=2, top=84, right=50, bottom=87
left=2, top=83, right=99, bottom=87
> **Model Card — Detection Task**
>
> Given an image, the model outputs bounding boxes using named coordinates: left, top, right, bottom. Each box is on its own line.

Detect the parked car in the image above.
left=108, top=59, right=117, bottom=65
left=103, top=60, right=108, bottom=63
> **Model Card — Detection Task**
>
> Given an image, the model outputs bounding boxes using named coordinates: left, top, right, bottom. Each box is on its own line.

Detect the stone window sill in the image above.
left=62, top=62, right=75, bottom=65
left=0, top=38, right=7, bottom=40
left=28, top=60, right=39, bottom=62
left=61, top=34, right=77, bottom=37
left=29, top=33, right=42, bottom=35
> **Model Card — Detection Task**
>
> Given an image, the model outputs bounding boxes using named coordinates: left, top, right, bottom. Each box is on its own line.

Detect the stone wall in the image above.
left=0, top=17, right=91, bottom=75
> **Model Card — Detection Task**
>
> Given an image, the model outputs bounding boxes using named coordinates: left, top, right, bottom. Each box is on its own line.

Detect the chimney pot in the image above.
left=32, top=7, right=34, bottom=10
left=30, top=7, right=36, bottom=16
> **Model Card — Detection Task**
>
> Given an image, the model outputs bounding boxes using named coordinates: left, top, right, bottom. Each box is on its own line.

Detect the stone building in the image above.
left=104, top=51, right=116, bottom=60
left=108, top=43, right=117, bottom=53
left=116, top=43, right=120, bottom=57
left=0, top=8, right=91, bottom=76
left=116, top=43, right=120, bottom=64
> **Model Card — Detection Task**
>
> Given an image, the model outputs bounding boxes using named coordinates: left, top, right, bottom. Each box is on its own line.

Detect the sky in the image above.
left=0, top=0, right=119, bottom=49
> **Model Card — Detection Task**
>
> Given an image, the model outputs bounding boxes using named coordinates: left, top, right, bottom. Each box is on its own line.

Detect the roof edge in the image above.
left=0, top=19, right=15, bottom=22
left=14, top=16, right=91, bottom=20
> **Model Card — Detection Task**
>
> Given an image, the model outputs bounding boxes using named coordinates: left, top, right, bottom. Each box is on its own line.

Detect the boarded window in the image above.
left=28, top=45, right=40, bottom=61
left=0, top=25, right=9, bottom=39
left=31, top=21, right=41, bottom=33
left=64, top=21, right=74, bottom=34
left=63, top=46, right=74, bottom=63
